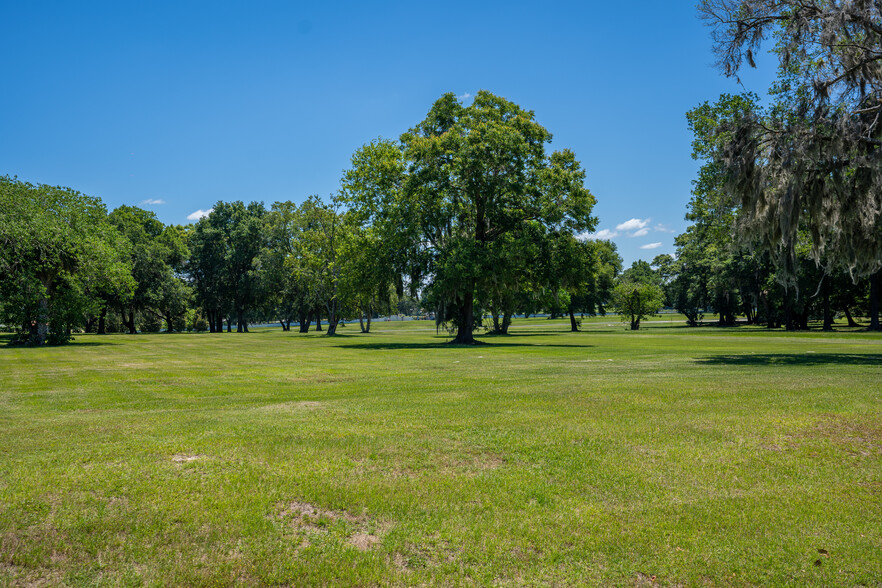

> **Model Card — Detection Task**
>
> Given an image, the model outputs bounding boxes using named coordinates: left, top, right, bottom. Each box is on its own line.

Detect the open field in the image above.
left=1, top=319, right=880, bottom=586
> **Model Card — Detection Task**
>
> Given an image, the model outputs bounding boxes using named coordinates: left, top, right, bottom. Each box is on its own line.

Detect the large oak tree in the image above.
left=391, top=91, right=597, bottom=343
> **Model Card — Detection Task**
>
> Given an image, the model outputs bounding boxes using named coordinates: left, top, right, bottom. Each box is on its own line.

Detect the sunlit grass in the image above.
left=1, top=319, right=880, bottom=586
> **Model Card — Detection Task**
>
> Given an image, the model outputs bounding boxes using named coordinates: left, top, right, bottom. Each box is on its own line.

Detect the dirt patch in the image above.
left=392, top=533, right=460, bottom=570
left=634, top=571, right=659, bottom=586
left=0, top=563, right=65, bottom=587
left=274, top=501, right=391, bottom=551
left=171, top=454, right=201, bottom=463
left=449, top=452, right=505, bottom=472
left=278, top=501, right=360, bottom=526
left=348, top=532, right=381, bottom=551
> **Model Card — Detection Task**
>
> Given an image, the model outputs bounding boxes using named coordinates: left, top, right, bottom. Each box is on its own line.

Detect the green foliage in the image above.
left=108, top=206, right=191, bottom=333
left=612, top=270, right=665, bottom=330
left=189, top=201, right=266, bottom=332
left=344, top=91, right=597, bottom=343
left=0, top=176, right=133, bottom=344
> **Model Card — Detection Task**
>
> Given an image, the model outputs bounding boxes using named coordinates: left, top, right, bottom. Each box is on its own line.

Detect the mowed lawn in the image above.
left=1, top=319, right=880, bottom=586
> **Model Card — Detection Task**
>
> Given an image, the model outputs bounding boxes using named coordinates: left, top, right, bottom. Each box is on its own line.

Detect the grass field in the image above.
left=1, top=318, right=880, bottom=586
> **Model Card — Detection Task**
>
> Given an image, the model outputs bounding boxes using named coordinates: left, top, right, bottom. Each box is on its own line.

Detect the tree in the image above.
left=291, top=196, right=352, bottom=336
left=545, top=235, right=621, bottom=331
left=397, top=91, right=596, bottom=344
left=0, top=177, right=133, bottom=344
left=612, top=277, right=665, bottom=331
left=261, top=201, right=310, bottom=331
left=188, top=201, right=266, bottom=332
left=108, top=206, right=190, bottom=333
left=699, top=0, right=882, bottom=329
left=339, top=140, right=403, bottom=333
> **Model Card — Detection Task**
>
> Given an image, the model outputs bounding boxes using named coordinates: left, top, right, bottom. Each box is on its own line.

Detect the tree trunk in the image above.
left=783, top=293, right=795, bottom=331
left=325, top=302, right=339, bottom=336
left=630, top=317, right=640, bottom=331
left=122, top=306, right=137, bottom=334
left=822, top=287, right=833, bottom=331
left=299, top=311, right=311, bottom=333
left=365, top=306, right=372, bottom=333
left=359, top=312, right=366, bottom=333
left=29, top=296, right=50, bottom=345
left=742, top=299, right=754, bottom=324
left=870, top=271, right=880, bottom=331
left=568, top=308, right=579, bottom=332
left=226, top=316, right=232, bottom=332
left=216, top=313, right=224, bottom=333
left=315, top=312, right=322, bottom=332
left=97, top=305, right=107, bottom=334
left=452, top=290, right=476, bottom=344
left=236, top=307, right=247, bottom=333
left=844, top=305, right=860, bottom=327
left=501, top=311, right=512, bottom=334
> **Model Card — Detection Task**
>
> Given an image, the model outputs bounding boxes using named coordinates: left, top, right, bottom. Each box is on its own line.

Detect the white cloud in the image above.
left=187, top=209, right=213, bottom=221
left=653, top=223, right=675, bottom=233
left=579, top=228, right=619, bottom=241
left=631, top=227, right=650, bottom=237
left=615, top=218, right=650, bottom=232
left=640, top=242, right=663, bottom=250
left=458, top=92, right=472, bottom=100
left=139, top=198, right=165, bottom=205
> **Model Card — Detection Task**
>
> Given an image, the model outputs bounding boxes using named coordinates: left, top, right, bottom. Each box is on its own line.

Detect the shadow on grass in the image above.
left=0, top=337, right=115, bottom=348
left=333, top=336, right=595, bottom=351
left=697, top=353, right=882, bottom=366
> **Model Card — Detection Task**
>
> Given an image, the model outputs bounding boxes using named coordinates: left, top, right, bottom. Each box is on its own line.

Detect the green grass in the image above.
left=1, top=319, right=880, bottom=586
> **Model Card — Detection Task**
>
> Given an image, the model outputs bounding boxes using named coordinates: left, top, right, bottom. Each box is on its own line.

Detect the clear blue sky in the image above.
left=1, top=1, right=776, bottom=266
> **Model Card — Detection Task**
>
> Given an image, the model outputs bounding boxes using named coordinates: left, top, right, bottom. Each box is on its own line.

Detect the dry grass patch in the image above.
left=274, top=501, right=391, bottom=552
left=171, top=454, right=202, bottom=463
left=807, top=413, right=882, bottom=456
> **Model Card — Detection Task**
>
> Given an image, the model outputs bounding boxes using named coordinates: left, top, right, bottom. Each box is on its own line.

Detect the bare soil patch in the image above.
left=171, top=454, right=202, bottom=463
left=274, top=501, right=391, bottom=552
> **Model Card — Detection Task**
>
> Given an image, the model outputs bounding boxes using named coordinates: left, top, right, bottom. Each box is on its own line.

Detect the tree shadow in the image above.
left=697, top=353, right=882, bottom=366
left=0, top=336, right=115, bottom=348
left=333, top=336, right=595, bottom=351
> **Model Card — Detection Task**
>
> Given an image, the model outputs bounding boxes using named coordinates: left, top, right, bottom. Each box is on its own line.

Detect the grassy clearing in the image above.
left=1, top=319, right=880, bottom=586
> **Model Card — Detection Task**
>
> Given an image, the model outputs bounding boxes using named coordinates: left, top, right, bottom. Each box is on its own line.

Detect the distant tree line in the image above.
left=4, top=75, right=880, bottom=344
left=1, top=92, right=624, bottom=345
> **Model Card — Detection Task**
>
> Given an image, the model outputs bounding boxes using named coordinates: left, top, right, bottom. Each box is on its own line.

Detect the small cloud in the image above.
left=139, top=198, right=166, bottom=206
left=640, top=242, right=663, bottom=250
left=458, top=92, right=472, bottom=100
left=187, top=209, right=213, bottom=221
left=615, top=218, right=650, bottom=232
left=654, top=223, right=675, bottom=233
left=579, top=228, right=619, bottom=241
left=631, top=227, right=650, bottom=237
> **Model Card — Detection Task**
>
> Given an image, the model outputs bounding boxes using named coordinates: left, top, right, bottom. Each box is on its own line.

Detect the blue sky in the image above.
left=1, top=1, right=776, bottom=266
